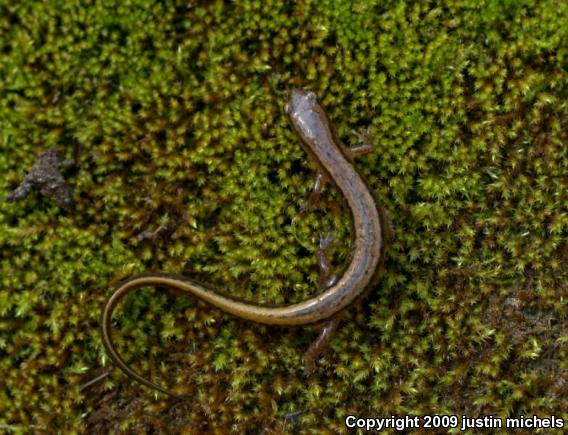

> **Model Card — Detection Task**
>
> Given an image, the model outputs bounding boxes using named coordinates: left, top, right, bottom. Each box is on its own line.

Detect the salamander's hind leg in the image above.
left=304, top=233, right=340, bottom=375
left=304, top=314, right=342, bottom=375
left=316, top=232, right=338, bottom=289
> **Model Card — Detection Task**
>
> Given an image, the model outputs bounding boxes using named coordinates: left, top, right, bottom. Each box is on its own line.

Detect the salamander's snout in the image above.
left=286, top=89, right=317, bottom=115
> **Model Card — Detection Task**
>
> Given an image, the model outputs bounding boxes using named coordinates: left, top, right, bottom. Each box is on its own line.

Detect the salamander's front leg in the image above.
left=304, top=234, right=340, bottom=375
left=308, top=171, right=330, bottom=209
left=296, top=170, right=330, bottom=219
left=349, top=127, right=375, bottom=157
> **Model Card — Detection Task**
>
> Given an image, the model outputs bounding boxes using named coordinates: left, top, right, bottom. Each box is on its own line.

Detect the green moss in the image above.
left=1, top=0, right=567, bottom=432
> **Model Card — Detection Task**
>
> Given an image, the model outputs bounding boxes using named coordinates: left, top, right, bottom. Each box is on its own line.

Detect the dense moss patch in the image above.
left=1, top=0, right=566, bottom=432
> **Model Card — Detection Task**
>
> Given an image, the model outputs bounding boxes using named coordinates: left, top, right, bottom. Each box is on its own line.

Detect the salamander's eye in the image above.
left=306, top=91, right=317, bottom=102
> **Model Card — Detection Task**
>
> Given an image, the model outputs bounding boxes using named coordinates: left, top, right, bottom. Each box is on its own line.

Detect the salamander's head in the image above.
left=285, top=89, right=318, bottom=117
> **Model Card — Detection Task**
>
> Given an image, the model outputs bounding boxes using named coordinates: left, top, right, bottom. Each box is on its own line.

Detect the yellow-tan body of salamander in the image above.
left=101, top=89, right=385, bottom=396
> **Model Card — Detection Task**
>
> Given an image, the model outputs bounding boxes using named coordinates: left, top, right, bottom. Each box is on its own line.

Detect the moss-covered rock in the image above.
left=1, top=0, right=566, bottom=432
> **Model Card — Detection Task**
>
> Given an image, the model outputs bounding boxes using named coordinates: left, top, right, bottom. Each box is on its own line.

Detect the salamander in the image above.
left=101, top=89, right=387, bottom=397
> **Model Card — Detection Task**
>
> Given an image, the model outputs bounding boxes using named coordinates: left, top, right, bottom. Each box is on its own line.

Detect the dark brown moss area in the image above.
left=0, top=0, right=566, bottom=433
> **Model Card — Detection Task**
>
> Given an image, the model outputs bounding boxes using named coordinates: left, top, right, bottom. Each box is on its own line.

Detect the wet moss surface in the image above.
left=1, top=0, right=567, bottom=433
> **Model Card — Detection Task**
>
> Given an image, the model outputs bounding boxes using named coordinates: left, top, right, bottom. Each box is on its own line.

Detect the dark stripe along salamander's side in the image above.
left=101, top=89, right=386, bottom=397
